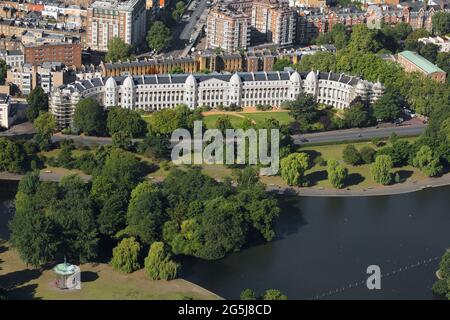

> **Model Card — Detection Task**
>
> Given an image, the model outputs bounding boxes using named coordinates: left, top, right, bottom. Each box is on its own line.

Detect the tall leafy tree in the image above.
left=327, top=159, right=348, bottom=189
left=126, top=181, right=166, bottom=245
left=373, top=91, right=404, bottom=122
left=432, top=11, right=450, bottom=36
left=344, top=102, right=371, bottom=128
left=412, top=145, right=443, bottom=177
left=147, top=21, right=172, bottom=53
left=0, top=137, right=26, bottom=173
left=73, top=98, right=106, bottom=136
left=370, top=155, right=393, bottom=185
left=110, top=237, right=141, bottom=273
left=34, top=112, right=57, bottom=151
left=144, top=242, right=179, bottom=280
left=280, top=153, right=310, bottom=186
left=105, top=37, right=132, bottom=62
left=106, top=107, right=147, bottom=137
left=49, top=175, right=99, bottom=263
left=26, top=86, right=48, bottom=122
left=0, top=59, right=6, bottom=85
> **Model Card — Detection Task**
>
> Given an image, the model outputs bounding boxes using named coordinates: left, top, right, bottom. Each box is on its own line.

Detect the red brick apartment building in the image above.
left=23, top=42, right=82, bottom=68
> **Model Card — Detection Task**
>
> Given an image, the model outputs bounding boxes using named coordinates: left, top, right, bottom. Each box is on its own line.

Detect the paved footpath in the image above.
left=266, top=172, right=450, bottom=197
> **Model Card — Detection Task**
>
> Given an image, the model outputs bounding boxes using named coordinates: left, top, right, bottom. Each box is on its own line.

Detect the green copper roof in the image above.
left=54, top=262, right=77, bottom=276
left=399, top=51, right=446, bottom=75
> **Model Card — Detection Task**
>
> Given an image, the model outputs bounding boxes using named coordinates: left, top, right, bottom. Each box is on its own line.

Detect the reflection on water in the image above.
left=0, top=180, right=448, bottom=300
left=182, top=187, right=450, bottom=300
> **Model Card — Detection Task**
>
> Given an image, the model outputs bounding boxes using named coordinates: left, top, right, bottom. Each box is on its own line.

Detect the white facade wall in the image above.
left=50, top=71, right=384, bottom=128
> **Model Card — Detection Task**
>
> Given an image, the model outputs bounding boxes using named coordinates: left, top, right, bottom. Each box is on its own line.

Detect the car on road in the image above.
left=300, top=138, right=308, bottom=142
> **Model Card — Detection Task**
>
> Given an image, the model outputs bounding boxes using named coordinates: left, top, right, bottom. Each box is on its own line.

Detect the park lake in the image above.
left=1, top=180, right=449, bottom=300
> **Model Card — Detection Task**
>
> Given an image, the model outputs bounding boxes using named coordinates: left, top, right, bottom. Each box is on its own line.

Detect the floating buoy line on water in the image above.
left=308, top=256, right=441, bottom=300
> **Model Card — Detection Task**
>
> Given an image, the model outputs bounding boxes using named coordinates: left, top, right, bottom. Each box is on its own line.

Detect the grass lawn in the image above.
left=142, top=110, right=293, bottom=129
left=282, top=137, right=425, bottom=190
left=0, top=242, right=221, bottom=300
left=203, top=114, right=245, bottom=129
left=238, top=111, right=293, bottom=126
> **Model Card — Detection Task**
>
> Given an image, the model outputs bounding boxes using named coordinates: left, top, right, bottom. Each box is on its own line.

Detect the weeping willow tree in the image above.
left=144, top=242, right=179, bottom=281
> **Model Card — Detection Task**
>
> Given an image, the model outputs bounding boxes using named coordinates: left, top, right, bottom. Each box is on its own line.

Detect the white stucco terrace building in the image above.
left=49, top=70, right=384, bottom=128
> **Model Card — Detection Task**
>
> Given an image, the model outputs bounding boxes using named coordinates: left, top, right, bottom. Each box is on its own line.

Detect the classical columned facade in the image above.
left=50, top=70, right=384, bottom=128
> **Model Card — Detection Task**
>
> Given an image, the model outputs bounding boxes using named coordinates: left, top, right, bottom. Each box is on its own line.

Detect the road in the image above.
left=292, top=124, right=426, bottom=145
left=50, top=124, right=427, bottom=147
left=179, top=0, right=208, bottom=41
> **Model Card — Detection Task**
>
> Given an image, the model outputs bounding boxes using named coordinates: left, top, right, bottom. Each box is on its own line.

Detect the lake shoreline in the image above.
left=266, top=172, right=450, bottom=197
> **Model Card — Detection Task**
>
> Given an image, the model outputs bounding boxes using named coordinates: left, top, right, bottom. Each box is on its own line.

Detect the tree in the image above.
left=105, top=37, right=132, bottom=62
left=273, top=58, right=292, bottom=71
left=348, top=24, right=381, bottom=53
left=0, top=137, right=26, bottom=173
left=280, top=153, right=310, bottom=186
left=73, top=98, right=106, bottom=136
left=49, top=175, right=99, bottom=263
left=327, top=159, right=348, bottom=189
left=57, top=143, right=74, bottom=168
left=112, top=131, right=133, bottom=150
left=147, top=21, right=171, bottom=53
left=342, top=144, right=362, bottom=165
left=344, top=102, right=371, bottom=128
left=436, top=52, right=450, bottom=75
left=360, top=146, right=376, bottom=164
left=373, top=91, right=404, bottom=122
left=97, top=191, right=128, bottom=237
left=144, top=242, right=179, bottom=280
left=263, top=289, right=288, bottom=300
left=216, top=116, right=233, bottom=133
left=26, top=86, right=48, bottom=122
left=0, top=59, right=6, bottom=85
left=240, top=288, right=256, bottom=300
left=285, top=92, right=319, bottom=126
left=404, top=28, right=429, bottom=51
left=138, top=133, right=170, bottom=160
left=148, top=109, right=181, bottom=134
left=438, top=250, right=450, bottom=279
left=172, top=1, right=185, bottom=22
left=370, top=155, right=393, bottom=185
left=111, top=237, right=141, bottom=273
left=419, top=43, right=439, bottom=64
left=9, top=173, right=59, bottom=267
left=126, top=181, right=166, bottom=245
left=233, top=166, right=259, bottom=190
left=91, top=148, right=143, bottom=204
left=106, top=107, right=147, bottom=137
left=34, top=112, right=56, bottom=151
left=432, top=11, right=450, bottom=36
left=412, top=145, right=443, bottom=177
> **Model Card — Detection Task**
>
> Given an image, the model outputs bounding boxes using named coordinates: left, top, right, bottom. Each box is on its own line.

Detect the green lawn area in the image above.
left=0, top=242, right=221, bottom=300
left=278, top=137, right=425, bottom=190
left=142, top=111, right=294, bottom=129
left=203, top=114, right=245, bottom=129
left=239, top=111, right=293, bottom=126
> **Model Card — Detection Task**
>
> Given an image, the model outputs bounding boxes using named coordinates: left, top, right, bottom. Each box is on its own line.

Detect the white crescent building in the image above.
left=49, top=70, right=384, bottom=128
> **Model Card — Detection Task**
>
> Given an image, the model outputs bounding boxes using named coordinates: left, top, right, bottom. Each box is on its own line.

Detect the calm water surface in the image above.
left=1, top=180, right=449, bottom=299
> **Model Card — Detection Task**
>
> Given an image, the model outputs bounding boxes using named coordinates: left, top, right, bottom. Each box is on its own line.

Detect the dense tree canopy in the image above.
left=34, top=112, right=57, bottom=151
left=107, top=107, right=147, bottom=138
left=432, top=11, right=450, bottom=36
left=147, top=21, right=172, bottom=53
left=0, top=137, right=26, bottom=173
left=110, top=237, right=141, bottom=273
left=327, top=159, right=348, bottom=189
left=280, top=153, right=310, bottom=186
left=26, top=87, right=49, bottom=122
left=144, top=242, right=179, bottom=280
left=73, top=98, right=106, bottom=136
left=105, top=37, right=132, bottom=62
left=370, top=155, right=393, bottom=185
